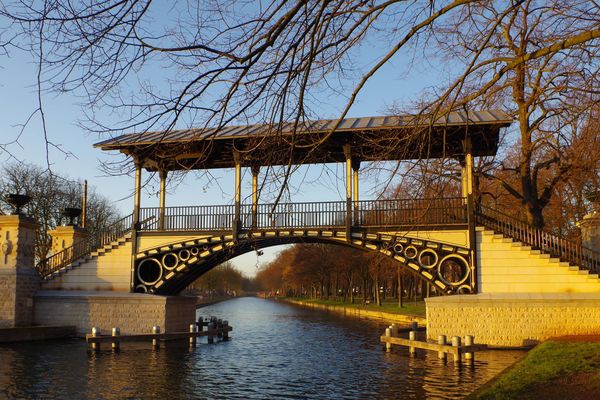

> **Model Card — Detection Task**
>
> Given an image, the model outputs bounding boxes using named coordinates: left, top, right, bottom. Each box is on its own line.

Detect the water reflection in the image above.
left=0, top=297, right=522, bottom=399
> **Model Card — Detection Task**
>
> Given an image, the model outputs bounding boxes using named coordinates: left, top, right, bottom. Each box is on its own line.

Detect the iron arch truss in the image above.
left=134, top=229, right=475, bottom=295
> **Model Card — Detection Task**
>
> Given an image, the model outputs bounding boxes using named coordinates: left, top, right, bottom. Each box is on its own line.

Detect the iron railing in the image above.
left=139, top=197, right=467, bottom=232
left=476, top=205, right=600, bottom=274
left=36, top=214, right=134, bottom=278
left=355, top=197, right=467, bottom=226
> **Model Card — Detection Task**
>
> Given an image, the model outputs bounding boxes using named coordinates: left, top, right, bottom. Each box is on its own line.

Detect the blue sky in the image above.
left=0, top=12, right=442, bottom=276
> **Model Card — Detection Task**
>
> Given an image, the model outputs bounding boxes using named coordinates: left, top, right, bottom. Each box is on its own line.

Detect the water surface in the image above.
left=0, top=297, right=522, bottom=399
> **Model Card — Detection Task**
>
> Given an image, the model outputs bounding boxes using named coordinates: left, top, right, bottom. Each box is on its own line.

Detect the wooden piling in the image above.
left=111, top=327, right=120, bottom=351
left=385, top=328, right=392, bottom=352
left=223, top=320, right=229, bottom=341
left=437, top=335, right=447, bottom=360
left=451, top=336, right=461, bottom=364
left=91, top=327, right=100, bottom=352
left=153, top=326, right=161, bottom=348
left=464, top=335, right=474, bottom=362
left=408, top=330, right=416, bottom=356
left=217, top=319, right=223, bottom=338
left=189, top=324, right=198, bottom=347
left=391, top=323, right=398, bottom=338
left=207, top=322, right=214, bottom=344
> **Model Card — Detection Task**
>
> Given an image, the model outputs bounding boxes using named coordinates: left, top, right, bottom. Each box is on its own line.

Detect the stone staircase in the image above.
left=41, top=233, right=133, bottom=291
left=477, top=227, right=600, bottom=293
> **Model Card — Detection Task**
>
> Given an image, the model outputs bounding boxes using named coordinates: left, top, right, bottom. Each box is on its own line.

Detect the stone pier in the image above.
left=426, top=293, right=600, bottom=347
left=34, top=291, right=196, bottom=336
left=0, top=215, right=40, bottom=328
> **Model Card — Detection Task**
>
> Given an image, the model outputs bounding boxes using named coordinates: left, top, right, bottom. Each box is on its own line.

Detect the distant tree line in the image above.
left=255, top=244, right=428, bottom=305
left=184, top=262, right=258, bottom=298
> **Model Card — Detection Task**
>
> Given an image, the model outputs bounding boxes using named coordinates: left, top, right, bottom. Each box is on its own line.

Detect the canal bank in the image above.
left=468, top=337, right=600, bottom=399
left=278, top=297, right=427, bottom=326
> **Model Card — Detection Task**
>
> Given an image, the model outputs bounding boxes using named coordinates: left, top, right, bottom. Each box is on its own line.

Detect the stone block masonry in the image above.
left=0, top=215, right=40, bottom=328
left=33, top=291, right=196, bottom=336
left=426, top=293, right=600, bottom=347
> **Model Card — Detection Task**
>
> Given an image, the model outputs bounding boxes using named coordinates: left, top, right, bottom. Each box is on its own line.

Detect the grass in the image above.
left=284, top=296, right=426, bottom=317
left=470, top=340, right=600, bottom=400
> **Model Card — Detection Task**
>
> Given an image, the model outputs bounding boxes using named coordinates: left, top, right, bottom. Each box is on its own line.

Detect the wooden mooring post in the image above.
left=86, top=321, right=232, bottom=352
left=380, top=328, right=485, bottom=366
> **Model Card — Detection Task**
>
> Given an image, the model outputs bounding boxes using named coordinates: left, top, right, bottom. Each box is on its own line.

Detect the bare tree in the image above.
left=0, top=162, right=122, bottom=260
left=0, top=1, right=598, bottom=228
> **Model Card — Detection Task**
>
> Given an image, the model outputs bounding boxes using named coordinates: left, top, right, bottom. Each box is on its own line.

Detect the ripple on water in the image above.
left=0, top=297, right=523, bottom=399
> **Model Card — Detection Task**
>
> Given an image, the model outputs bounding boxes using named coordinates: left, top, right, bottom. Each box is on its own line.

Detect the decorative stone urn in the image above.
left=62, top=207, right=82, bottom=226
left=5, top=194, right=31, bottom=215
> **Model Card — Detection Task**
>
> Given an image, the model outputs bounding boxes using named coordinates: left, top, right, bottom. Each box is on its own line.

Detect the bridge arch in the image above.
left=134, top=229, right=474, bottom=296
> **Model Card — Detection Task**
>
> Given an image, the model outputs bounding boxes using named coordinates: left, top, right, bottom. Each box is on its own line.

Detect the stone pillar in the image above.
left=579, top=213, right=600, bottom=252
left=0, top=215, right=40, bottom=327
left=48, top=225, right=90, bottom=254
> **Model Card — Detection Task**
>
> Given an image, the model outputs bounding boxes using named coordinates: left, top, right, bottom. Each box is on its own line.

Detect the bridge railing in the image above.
left=36, top=214, right=134, bottom=278
left=138, top=197, right=467, bottom=232
left=355, top=197, right=467, bottom=226
left=476, top=204, right=600, bottom=274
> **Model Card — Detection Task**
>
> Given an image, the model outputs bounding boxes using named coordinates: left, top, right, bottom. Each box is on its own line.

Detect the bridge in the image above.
left=2, top=110, right=600, bottom=346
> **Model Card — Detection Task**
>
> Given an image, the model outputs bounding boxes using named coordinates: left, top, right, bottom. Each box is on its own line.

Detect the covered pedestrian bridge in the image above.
left=86, top=111, right=511, bottom=294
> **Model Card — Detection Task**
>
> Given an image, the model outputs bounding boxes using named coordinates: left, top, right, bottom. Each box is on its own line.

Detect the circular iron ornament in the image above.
left=418, top=248, right=439, bottom=269
left=393, top=243, right=404, bottom=254
left=137, top=258, right=163, bottom=286
left=178, top=249, right=191, bottom=262
left=162, top=253, right=179, bottom=270
left=437, top=254, right=470, bottom=286
left=404, top=245, right=418, bottom=259
left=201, top=245, right=209, bottom=252
left=190, top=247, right=199, bottom=256
left=134, top=284, right=148, bottom=293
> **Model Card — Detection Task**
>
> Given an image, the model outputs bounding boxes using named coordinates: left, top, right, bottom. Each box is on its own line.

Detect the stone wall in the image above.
left=426, top=293, right=600, bottom=347
left=33, top=291, right=196, bottom=336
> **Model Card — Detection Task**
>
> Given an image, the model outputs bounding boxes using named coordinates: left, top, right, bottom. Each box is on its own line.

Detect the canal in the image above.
left=0, top=297, right=523, bottom=399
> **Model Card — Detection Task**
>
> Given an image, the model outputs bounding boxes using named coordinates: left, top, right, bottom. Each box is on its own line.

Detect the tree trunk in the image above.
left=398, top=268, right=403, bottom=308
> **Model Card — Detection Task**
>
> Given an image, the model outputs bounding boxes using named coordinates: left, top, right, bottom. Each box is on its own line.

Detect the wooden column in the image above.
left=352, top=158, right=361, bottom=225
left=233, top=151, right=242, bottom=235
left=158, top=170, right=167, bottom=230
left=251, top=165, right=260, bottom=229
left=343, top=145, right=352, bottom=238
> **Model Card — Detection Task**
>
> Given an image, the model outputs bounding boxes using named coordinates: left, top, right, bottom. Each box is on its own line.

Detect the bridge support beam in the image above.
left=158, top=170, right=167, bottom=230
left=251, top=165, right=260, bottom=229
left=233, top=151, right=242, bottom=235
left=343, top=145, right=352, bottom=239
left=131, top=160, right=142, bottom=292
left=133, top=160, right=142, bottom=228
left=461, top=138, right=478, bottom=291
left=352, top=158, right=361, bottom=225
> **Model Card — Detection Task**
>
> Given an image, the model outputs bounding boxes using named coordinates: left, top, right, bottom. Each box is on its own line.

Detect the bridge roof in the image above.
left=94, top=110, right=512, bottom=170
